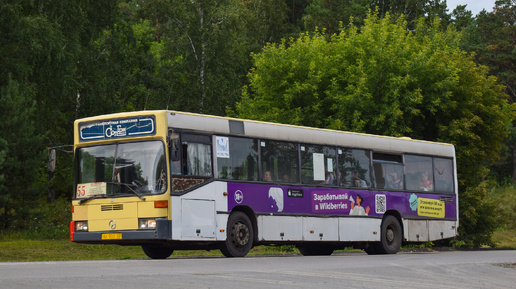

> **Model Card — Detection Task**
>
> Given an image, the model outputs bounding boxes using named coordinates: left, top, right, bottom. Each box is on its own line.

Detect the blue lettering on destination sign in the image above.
left=79, top=116, right=156, bottom=142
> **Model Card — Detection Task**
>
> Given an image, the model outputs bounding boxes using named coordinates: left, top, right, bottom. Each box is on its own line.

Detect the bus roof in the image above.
left=75, top=110, right=454, bottom=157
left=166, top=110, right=455, bottom=158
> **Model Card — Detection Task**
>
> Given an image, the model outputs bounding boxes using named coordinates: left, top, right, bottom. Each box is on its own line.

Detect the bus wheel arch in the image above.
left=220, top=207, right=256, bottom=257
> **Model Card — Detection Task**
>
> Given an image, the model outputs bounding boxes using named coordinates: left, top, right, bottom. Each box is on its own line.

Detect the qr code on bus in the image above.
left=375, top=194, right=386, bottom=214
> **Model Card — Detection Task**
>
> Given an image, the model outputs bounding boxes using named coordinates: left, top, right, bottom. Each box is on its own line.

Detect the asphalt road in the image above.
left=1, top=250, right=515, bottom=289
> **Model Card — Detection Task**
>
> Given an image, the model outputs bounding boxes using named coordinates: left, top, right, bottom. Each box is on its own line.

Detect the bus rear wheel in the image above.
left=142, top=245, right=174, bottom=259
left=220, top=211, right=253, bottom=257
left=377, top=215, right=402, bottom=254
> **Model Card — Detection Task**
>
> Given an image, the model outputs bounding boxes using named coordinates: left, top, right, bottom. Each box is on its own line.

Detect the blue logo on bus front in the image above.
left=79, top=116, right=156, bottom=142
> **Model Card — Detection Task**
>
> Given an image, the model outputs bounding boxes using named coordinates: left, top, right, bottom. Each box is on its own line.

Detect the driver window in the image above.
left=170, top=133, right=213, bottom=193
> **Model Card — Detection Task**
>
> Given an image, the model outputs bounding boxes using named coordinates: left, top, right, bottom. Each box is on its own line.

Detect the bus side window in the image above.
left=339, top=148, right=371, bottom=188
left=373, top=162, right=385, bottom=189
left=261, top=140, right=299, bottom=183
left=301, top=145, right=336, bottom=185
left=405, top=155, right=433, bottom=192
left=216, top=136, right=258, bottom=181
left=183, top=142, right=212, bottom=176
left=372, top=153, right=403, bottom=190
left=171, top=133, right=212, bottom=193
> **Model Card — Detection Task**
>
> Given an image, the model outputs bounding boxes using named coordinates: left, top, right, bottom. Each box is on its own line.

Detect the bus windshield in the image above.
left=76, top=140, right=167, bottom=198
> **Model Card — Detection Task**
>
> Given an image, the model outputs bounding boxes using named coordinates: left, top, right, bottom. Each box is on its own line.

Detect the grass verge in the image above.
left=492, top=229, right=516, bottom=249
left=1, top=229, right=514, bottom=262
left=0, top=241, right=303, bottom=262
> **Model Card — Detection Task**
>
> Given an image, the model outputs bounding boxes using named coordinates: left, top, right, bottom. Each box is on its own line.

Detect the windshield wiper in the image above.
left=78, top=194, right=104, bottom=205
left=112, top=181, right=147, bottom=201
left=77, top=181, right=146, bottom=205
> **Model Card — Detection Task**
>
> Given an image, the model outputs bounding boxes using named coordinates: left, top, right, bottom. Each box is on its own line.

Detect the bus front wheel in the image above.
left=142, top=245, right=174, bottom=259
left=220, top=211, right=254, bottom=257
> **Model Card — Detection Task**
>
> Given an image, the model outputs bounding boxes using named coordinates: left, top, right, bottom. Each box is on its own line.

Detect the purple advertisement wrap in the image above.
left=227, top=183, right=457, bottom=220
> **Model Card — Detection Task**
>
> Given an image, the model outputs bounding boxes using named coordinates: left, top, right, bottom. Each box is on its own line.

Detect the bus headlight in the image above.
left=139, top=218, right=157, bottom=230
left=76, top=221, right=89, bottom=232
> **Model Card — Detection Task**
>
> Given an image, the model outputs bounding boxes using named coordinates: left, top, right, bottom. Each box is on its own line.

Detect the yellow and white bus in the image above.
left=71, top=110, right=458, bottom=258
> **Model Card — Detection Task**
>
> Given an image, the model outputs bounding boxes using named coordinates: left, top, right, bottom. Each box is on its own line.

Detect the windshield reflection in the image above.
left=76, top=141, right=167, bottom=198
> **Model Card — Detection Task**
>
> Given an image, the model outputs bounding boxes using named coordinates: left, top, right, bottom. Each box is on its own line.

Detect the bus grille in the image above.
left=101, top=204, right=124, bottom=211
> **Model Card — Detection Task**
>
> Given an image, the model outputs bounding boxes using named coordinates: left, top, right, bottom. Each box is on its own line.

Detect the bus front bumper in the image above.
left=71, top=218, right=171, bottom=244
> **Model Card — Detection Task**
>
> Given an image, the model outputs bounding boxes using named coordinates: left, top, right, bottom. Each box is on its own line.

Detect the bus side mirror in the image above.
left=169, top=133, right=180, bottom=162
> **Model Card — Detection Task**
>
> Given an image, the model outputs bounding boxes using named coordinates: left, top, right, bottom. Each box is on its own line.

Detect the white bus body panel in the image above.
left=339, top=218, right=381, bottom=242
left=171, top=182, right=228, bottom=241
left=181, top=199, right=216, bottom=239
left=429, top=220, right=458, bottom=240
left=257, top=215, right=381, bottom=242
left=405, top=220, right=430, bottom=242
left=258, top=215, right=303, bottom=241
left=303, top=218, right=339, bottom=241
left=404, top=219, right=458, bottom=242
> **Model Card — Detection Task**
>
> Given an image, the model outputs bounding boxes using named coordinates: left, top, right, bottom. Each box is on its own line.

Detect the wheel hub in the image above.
left=233, top=222, right=249, bottom=246
left=386, top=228, right=394, bottom=243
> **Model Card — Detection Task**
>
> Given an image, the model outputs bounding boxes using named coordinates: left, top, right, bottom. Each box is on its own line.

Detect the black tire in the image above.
left=297, top=245, right=334, bottom=256
left=377, top=215, right=402, bottom=254
left=220, top=211, right=254, bottom=257
left=364, top=243, right=380, bottom=255
left=142, top=245, right=174, bottom=259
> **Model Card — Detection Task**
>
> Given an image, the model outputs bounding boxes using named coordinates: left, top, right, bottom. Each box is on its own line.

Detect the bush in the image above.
left=457, top=181, right=501, bottom=247
left=488, top=185, right=516, bottom=230
left=0, top=197, right=70, bottom=240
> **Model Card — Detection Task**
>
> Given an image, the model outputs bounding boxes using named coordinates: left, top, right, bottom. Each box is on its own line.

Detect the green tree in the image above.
left=461, top=0, right=516, bottom=183
left=1, top=0, right=119, bottom=203
left=236, top=13, right=514, bottom=246
left=301, top=0, right=454, bottom=36
left=302, top=0, right=371, bottom=34
left=373, top=0, right=450, bottom=28
left=235, top=0, right=290, bottom=50
left=0, top=78, right=44, bottom=229
left=450, top=4, right=473, bottom=29
left=111, top=0, right=280, bottom=115
left=284, top=0, right=310, bottom=32
left=0, top=137, right=7, bottom=225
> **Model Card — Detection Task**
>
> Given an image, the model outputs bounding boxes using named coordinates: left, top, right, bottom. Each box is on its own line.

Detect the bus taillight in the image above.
left=70, top=221, right=75, bottom=241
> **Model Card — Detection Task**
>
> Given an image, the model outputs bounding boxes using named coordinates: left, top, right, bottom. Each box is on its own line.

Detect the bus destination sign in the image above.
left=79, top=116, right=156, bottom=142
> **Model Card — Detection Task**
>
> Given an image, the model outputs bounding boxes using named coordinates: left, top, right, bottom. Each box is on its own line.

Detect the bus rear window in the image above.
left=434, top=157, right=454, bottom=193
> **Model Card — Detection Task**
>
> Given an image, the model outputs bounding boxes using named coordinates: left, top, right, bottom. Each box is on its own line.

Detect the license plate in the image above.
left=102, top=233, right=122, bottom=240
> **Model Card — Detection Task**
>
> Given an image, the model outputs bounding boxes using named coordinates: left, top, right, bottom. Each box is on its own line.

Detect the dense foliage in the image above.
left=236, top=12, right=515, bottom=245
left=1, top=0, right=515, bottom=246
